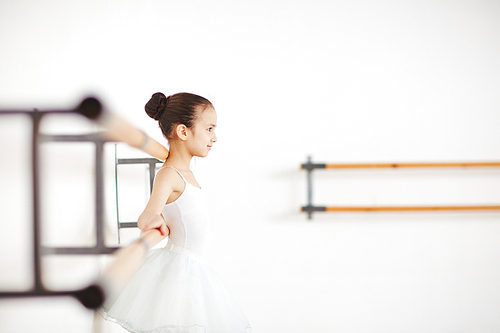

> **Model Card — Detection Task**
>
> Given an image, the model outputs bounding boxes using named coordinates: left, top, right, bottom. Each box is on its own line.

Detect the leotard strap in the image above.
left=165, top=166, right=187, bottom=184
left=160, top=166, right=201, bottom=189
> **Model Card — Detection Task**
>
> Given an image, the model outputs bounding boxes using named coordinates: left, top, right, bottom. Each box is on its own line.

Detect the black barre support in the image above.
left=31, top=110, right=43, bottom=291
left=0, top=99, right=117, bottom=308
left=114, top=155, right=163, bottom=243
left=301, top=156, right=326, bottom=219
left=301, top=205, right=327, bottom=220
left=38, top=133, right=120, bottom=255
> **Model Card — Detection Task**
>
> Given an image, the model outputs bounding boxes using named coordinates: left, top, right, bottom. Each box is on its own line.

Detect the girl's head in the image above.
left=145, top=92, right=213, bottom=141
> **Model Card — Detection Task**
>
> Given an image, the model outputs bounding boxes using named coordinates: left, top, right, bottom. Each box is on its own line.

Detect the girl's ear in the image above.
left=175, top=124, right=189, bottom=141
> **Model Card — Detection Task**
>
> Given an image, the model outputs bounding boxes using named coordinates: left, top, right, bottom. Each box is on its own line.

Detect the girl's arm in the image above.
left=137, top=167, right=184, bottom=236
left=96, top=169, right=183, bottom=303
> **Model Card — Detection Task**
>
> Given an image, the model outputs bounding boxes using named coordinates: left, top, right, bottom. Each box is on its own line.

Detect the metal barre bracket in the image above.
left=0, top=101, right=117, bottom=308
left=114, top=153, right=163, bottom=243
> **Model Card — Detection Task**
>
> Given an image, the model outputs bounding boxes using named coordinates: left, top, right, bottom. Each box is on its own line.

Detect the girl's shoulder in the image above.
left=158, top=165, right=201, bottom=190
left=155, top=166, right=186, bottom=191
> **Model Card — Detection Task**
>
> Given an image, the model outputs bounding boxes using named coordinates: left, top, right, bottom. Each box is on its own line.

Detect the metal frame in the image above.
left=301, top=156, right=500, bottom=219
left=301, top=156, right=326, bottom=219
left=0, top=108, right=114, bottom=308
left=114, top=146, right=162, bottom=243
left=39, top=132, right=119, bottom=255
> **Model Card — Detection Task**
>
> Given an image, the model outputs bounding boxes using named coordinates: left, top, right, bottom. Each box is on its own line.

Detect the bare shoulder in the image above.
left=154, top=166, right=185, bottom=192
left=142, top=166, right=186, bottom=214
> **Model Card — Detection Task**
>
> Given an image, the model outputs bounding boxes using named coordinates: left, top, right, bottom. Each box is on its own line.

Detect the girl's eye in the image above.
left=208, top=127, right=213, bottom=132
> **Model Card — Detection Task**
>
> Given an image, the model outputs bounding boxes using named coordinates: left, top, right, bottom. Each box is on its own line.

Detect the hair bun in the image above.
left=145, top=92, right=168, bottom=120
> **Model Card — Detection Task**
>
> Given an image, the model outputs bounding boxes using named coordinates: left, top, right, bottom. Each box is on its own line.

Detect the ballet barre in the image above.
left=76, top=97, right=169, bottom=161
left=301, top=156, right=500, bottom=219
left=0, top=97, right=168, bottom=309
left=114, top=151, right=163, bottom=243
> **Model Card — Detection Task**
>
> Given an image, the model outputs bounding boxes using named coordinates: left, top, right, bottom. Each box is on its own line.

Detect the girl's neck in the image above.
left=164, top=145, right=193, bottom=171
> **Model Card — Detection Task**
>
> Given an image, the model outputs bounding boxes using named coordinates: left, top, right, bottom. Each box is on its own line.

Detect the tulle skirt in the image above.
left=99, top=242, right=251, bottom=333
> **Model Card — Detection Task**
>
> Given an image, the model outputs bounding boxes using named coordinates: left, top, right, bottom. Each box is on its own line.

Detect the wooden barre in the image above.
left=302, top=156, right=500, bottom=219
left=95, top=229, right=166, bottom=306
left=302, top=205, right=500, bottom=212
left=76, top=97, right=169, bottom=161
left=303, top=162, right=500, bottom=170
left=326, top=162, right=500, bottom=169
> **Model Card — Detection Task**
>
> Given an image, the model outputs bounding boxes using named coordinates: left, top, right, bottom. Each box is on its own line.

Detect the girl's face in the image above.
left=187, top=106, right=217, bottom=157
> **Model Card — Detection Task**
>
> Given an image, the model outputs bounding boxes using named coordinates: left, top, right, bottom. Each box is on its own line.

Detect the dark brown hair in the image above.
left=145, top=92, right=212, bottom=140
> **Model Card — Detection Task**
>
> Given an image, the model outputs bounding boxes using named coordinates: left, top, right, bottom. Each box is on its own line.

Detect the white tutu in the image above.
left=100, top=167, right=251, bottom=332
left=99, top=241, right=251, bottom=333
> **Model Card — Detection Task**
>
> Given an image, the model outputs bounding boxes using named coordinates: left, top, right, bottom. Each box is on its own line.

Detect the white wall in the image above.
left=1, top=0, right=500, bottom=332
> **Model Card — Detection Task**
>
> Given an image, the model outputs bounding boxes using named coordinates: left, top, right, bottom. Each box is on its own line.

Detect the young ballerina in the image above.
left=99, top=92, right=251, bottom=332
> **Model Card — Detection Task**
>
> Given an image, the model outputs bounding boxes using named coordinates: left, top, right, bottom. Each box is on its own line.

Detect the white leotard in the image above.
left=160, top=166, right=211, bottom=260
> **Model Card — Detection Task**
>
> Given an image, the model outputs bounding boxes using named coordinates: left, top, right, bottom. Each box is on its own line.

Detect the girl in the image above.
left=100, top=92, right=251, bottom=333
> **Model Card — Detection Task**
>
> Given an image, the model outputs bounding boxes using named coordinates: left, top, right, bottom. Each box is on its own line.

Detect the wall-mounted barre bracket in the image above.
left=301, top=161, right=326, bottom=171
left=301, top=156, right=500, bottom=219
left=301, top=205, right=327, bottom=220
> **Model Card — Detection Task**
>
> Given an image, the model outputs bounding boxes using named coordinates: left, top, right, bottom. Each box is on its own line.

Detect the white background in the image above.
left=1, top=0, right=500, bottom=332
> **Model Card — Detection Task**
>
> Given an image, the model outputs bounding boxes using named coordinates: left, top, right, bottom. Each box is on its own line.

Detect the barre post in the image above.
left=301, top=156, right=327, bottom=219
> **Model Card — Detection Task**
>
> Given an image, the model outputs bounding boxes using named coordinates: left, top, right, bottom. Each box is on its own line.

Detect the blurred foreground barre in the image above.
left=77, top=97, right=169, bottom=161
left=0, top=96, right=168, bottom=309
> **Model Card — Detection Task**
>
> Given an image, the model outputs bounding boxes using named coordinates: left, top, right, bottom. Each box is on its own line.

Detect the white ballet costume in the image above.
left=99, top=167, right=251, bottom=333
